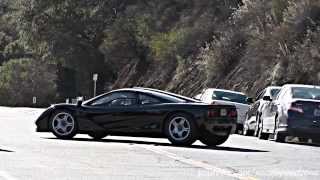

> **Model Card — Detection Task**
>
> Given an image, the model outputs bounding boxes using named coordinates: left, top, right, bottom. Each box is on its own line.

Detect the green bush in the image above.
left=0, top=58, right=57, bottom=106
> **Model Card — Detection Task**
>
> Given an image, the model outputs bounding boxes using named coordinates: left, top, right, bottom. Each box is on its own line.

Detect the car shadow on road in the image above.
left=285, top=142, right=320, bottom=147
left=0, top=148, right=14, bottom=153
left=44, top=137, right=269, bottom=153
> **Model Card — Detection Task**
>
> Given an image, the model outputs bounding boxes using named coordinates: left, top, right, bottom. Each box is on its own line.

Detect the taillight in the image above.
left=228, top=110, right=237, bottom=117
left=208, top=109, right=218, bottom=117
left=288, top=103, right=304, bottom=113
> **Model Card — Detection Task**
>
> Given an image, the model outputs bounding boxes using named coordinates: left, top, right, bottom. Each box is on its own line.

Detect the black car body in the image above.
left=257, top=84, right=320, bottom=142
left=36, top=88, right=237, bottom=146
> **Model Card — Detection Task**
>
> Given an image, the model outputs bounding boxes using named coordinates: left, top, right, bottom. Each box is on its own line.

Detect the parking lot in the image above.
left=0, top=107, right=320, bottom=180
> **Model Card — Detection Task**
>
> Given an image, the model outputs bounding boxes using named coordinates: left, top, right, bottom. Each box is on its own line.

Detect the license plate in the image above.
left=220, top=109, right=227, bottom=116
left=314, top=109, right=320, bottom=116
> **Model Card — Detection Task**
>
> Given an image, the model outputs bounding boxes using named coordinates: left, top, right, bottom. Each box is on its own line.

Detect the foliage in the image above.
left=0, top=0, right=320, bottom=106
left=0, top=58, right=57, bottom=106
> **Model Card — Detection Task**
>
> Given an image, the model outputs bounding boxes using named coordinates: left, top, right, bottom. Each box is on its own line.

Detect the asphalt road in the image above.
left=0, top=107, right=320, bottom=180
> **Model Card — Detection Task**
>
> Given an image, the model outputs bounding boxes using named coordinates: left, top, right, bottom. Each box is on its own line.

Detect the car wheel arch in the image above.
left=47, top=108, right=77, bottom=129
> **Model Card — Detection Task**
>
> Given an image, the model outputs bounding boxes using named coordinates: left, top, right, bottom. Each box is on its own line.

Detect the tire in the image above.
left=243, top=125, right=254, bottom=136
left=275, top=132, right=286, bottom=143
left=200, top=133, right=229, bottom=146
left=258, top=121, right=269, bottom=140
left=254, top=113, right=261, bottom=137
left=274, top=116, right=286, bottom=143
left=50, top=110, right=78, bottom=139
left=299, top=137, right=308, bottom=142
left=164, top=113, right=198, bottom=146
left=236, top=124, right=243, bottom=135
left=88, top=131, right=108, bottom=140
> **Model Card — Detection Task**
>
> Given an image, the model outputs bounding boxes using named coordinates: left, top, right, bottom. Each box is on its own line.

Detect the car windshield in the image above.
left=212, top=90, right=249, bottom=104
left=270, top=88, right=281, bottom=99
left=292, top=87, right=320, bottom=100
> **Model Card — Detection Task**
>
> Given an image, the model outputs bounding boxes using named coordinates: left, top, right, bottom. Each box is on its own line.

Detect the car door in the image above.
left=81, top=91, right=140, bottom=133
left=131, top=93, right=167, bottom=134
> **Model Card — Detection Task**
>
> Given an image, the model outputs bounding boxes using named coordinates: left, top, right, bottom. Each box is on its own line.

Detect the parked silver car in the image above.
left=257, top=84, right=320, bottom=143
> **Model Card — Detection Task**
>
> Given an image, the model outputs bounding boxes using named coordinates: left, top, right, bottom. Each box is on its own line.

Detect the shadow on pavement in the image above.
left=286, top=142, right=320, bottom=147
left=44, top=137, right=269, bottom=153
left=0, top=148, right=13, bottom=153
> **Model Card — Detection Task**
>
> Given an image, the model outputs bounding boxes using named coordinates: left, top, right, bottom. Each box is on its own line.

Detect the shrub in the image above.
left=0, top=58, right=57, bottom=106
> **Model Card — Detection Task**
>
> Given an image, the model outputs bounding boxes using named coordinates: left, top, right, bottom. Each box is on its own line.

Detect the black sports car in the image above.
left=35, top=88, right=237, bottom=146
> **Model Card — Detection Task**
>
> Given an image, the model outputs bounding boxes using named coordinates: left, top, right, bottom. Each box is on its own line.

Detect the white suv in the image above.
left=243, top=86, right=281, bottom=136
left=196, top=88, right=251, bottom=134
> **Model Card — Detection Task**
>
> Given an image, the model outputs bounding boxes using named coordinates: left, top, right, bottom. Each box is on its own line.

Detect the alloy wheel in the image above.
left=52, top=112, right=75, bottom=136
left=168, top=116, right=191, bottom=141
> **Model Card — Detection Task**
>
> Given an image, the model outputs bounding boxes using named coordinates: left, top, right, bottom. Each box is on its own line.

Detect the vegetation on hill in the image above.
left=0, top=0, right=319, bottom=106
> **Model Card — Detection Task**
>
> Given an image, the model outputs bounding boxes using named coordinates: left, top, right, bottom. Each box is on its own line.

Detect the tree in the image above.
left=17, top=0, right=129, bottom=98
left=0, top=58, right=57, bottom=106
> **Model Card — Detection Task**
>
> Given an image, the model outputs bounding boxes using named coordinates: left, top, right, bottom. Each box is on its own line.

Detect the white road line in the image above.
left=142, top=146, right=258, bottom=180
left=0, top=171, right=18, bottom=180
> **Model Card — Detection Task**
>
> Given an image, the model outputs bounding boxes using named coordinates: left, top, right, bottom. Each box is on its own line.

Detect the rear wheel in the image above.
left=275, top=132, right=286, bottom=143
left=88, top=131, right=108, bottom=140
left=258, top=121, right=269, bottom=140
left=165, top=113, right=198, bottom=146
left=243, top=125, right=254, bottom=136
left=50, top=110, right=78, bottom=139
left=200, top=133, right=229, bottom=146
left=274, top=116, right=286, bottom=143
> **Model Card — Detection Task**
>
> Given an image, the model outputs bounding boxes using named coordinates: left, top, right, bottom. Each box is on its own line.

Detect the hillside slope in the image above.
left=112, top=0, right=320, bottom=98
left=0, top=0, right=319, bottom=106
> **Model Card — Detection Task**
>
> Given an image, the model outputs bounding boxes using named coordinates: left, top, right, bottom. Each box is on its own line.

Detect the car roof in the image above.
left=206, top=88, right=246, bottom=96
left=109, top=88, right=191, bottom=103
left=282, top=84, right=320, bottom=89
left=133, top=87, right=199, bottom=102
left=267, top=86, right=281, bottom=89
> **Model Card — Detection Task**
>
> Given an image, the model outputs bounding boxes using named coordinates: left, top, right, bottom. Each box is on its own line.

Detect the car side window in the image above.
left=139, top=94, right=161, bottom=105
left=109, top=98, right=137, bottom=107
left=90, top=92, right=137, bottom=106
left=276, top=88, right=288, bottom=101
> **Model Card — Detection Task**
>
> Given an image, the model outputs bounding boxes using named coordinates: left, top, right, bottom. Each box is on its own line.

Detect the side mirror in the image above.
left=263, top=96, right=272, bottom=101
left=76, top=97, right=83, bottom=107
left=246, top=97, right=254, bottom=104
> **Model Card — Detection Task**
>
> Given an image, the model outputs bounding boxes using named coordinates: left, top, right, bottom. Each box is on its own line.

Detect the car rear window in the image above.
left=292, top=87, right=320, bottom=100
left=212, top=90, right=249, bottom=104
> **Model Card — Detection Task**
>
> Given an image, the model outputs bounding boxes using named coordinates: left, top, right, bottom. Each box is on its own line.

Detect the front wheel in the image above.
left=258, top=121, right=269, bottom=140
left=200, top=133, right=229, bottom=146
left=50, top=110, right=78, bottom=139
left=165, top=113, right=198, bottom=146
left=254, top=113, right=261, bottom=137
